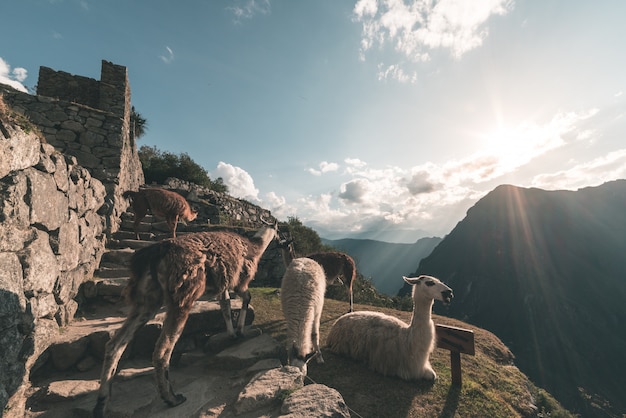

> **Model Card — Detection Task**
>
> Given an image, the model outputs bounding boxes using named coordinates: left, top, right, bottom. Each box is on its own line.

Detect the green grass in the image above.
left=250, top=287, right=576, bottom=418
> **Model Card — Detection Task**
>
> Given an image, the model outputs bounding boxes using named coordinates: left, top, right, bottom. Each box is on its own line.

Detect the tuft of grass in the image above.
left=250, top=288, right=576, bottom=418
left=0, top=93, right=44, bottom=138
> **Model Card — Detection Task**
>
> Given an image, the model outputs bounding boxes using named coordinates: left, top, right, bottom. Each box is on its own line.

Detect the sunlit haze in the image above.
left=2, top=0, right=625, bottom=241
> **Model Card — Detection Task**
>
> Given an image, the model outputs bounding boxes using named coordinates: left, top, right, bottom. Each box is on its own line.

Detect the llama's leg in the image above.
left=234, top=289, right=251, bottom=337
left=153, top=304, right=192, bottom=407
left=312, top=308, right=324, bottom=364
left=167, top=214, right=179, bottom=238
left=93, top=303, right=160, bottom=417
left=219, top=291, right=237, bottom=338
left=420, top=362, right=437, bottom=381
left=133, top=204, right=148, bottom=240
left=348, top=281, right=354, bottom=313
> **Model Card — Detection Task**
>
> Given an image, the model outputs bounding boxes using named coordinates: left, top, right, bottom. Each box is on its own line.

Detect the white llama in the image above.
left=280, top=243, right=327, bottom=375
left=326, top=275, right=453, bottom=381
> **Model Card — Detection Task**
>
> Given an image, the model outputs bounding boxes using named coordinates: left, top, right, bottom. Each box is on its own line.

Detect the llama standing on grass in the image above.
left=326, top=275, right=453, bottom=381
left=93, top=219, right=279, bottom=417
left=279, top=240, right=327, bottom=374
left=306, top=251, right=357, bottom=312
left=123, top=188, right=198, bottom=239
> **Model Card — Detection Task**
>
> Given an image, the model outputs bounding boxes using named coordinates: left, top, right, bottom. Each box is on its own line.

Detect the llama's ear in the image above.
left=403, top=275, right=424, bottom=285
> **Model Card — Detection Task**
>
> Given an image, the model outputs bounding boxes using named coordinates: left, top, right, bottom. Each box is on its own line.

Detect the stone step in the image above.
left=109, top=238, right=158, bottom=250
left=93, top=265, right=130, bottom=279
left=32, top=299, right=255, bottom=379
left=120, top=219, right=162, bottom=232
left=100, top=247, right=135, bottom=264
left=112, top=229, right=161, bottom=241
left=120, top=212, right=157, bottom=223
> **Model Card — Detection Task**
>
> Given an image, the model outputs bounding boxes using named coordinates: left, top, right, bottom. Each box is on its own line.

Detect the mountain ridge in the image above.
left=401, top=180, right=626, bottom=418
left=321, top=236, right=442, bottom=295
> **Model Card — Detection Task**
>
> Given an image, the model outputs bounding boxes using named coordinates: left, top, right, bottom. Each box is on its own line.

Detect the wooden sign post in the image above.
left=435, top=324, right=475, bottom=386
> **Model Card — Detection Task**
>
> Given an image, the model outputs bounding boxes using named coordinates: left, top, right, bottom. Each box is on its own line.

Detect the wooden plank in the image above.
left=450, top=351, right=462, bottom=386
left=435, top=324, right=475, bottom=355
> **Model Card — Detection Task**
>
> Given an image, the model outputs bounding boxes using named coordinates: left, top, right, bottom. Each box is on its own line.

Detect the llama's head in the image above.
left=403, top=275, right=453, bottom=305
left=254, top=216, right=281, bottom=242
left=289, top=343, right=318, bottom=375
left=187, top=208, right=199, bottom=222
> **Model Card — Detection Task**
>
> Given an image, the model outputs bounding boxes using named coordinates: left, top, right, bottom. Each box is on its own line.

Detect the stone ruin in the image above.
left=1, top=60, right=144, bottom=237
left=0, top=61, right=300, bottom=416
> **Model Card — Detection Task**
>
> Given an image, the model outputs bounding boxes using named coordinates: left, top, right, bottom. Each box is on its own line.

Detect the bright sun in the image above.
left=479, top=122, right=564, bottom=172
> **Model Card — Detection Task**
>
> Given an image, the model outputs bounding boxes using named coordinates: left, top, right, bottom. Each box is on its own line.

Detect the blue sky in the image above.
left=2, top=1, right=626, bottom=242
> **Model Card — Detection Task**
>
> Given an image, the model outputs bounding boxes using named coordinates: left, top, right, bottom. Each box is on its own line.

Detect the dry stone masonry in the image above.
left=1, top=60, right=144, bottom=236
left=0, top=60, right=343, bottom=417
left=0, top=112, right=107, bottom=415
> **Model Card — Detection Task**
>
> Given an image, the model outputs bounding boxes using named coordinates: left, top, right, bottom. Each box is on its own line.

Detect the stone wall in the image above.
left=0, top=60, right=143, bottom=236
left=0, top=109, right=107, bottom=414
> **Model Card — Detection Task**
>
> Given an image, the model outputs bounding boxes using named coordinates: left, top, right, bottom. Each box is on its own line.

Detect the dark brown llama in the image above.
left=123, top=188, right=198, bottom=239
left=93, top=219, right=279, bottom=417
left=277, top=237, right=296, bottom=267
left=306, top=252, right=357, bottom=312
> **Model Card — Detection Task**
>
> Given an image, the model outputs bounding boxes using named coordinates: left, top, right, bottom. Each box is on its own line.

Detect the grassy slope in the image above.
left=250, top=288, right=574, bottom=418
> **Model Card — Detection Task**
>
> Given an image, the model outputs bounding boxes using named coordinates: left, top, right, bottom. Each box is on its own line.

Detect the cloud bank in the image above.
left=262, top=107, right=623, bottom=238
left=353, top=0, right=513, bottom=81
left=0, top=57, right=28, bottom=92
left=211, top=161, right=260, bottom=202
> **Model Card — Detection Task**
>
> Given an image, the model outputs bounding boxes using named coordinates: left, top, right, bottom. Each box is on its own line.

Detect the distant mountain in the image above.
left=321, top=236, right=442, bottom=295
left=400, top=180, right=626, bottom=418
left=318, top=228, right=431, bottom=244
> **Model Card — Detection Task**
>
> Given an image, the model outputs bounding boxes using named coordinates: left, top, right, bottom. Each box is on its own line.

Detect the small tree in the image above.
left=130, top=106, right=147, bottom=140
left=138, top=145, right=228, bottom=193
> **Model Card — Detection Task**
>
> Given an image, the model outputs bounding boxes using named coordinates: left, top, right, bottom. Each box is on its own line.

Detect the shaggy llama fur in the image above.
left=280, top=255, right=327, bottom=374
left=93, top=220, right=279, bottom=417
left=123, top=188, right=198, bottom=239
left=326, top=275, right=453, bottom=381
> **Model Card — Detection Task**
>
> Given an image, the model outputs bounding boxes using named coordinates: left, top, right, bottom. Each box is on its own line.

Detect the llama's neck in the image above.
left=250, top=226, right=276, bottom=259
left=280, top=245, right=295, bottom=267
left=409, top=298, right=435, bottom=329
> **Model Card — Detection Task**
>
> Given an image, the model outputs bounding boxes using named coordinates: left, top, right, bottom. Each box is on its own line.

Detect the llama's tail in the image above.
left=122, top=190, right=138, bottom=200
left=123, top=241, right=169, bottom=303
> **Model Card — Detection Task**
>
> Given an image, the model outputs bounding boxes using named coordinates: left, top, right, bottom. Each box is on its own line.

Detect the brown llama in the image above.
left=93, top=219, right=279, bottom=417
left=123, top=188, right=198, bottom=239
left=306, top=251, right=357, bottom=312
left=277, top=237, right=296, bottom=267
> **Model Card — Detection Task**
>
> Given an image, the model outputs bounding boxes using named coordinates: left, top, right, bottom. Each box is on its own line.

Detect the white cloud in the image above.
left=339, top=178, right=371, bottom=204
left=159, top=46, right=174, bottom=64
left=287, top=107, right=603, bottom=238
left=377, top=62, right=417, bottom=83
left=345, top=157, right=367, bottom=168
left=353, top=0, right=513, bottom=81
left=228, top=0, right=271, bottom=21
left=531, top=149, right=626, bottom=191
left=307, top=161, right=340, bottom=176
left=0, top=57, right=28, bottom=92
left=440, top=109, right=599, bottom=185
left=211, top=162, right=260, bottom=202
left=264, top=191, right=298, bottom=220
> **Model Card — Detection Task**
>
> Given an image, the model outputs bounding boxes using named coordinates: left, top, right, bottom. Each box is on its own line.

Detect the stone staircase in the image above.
left=23, top=212, right=350, bottom=417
